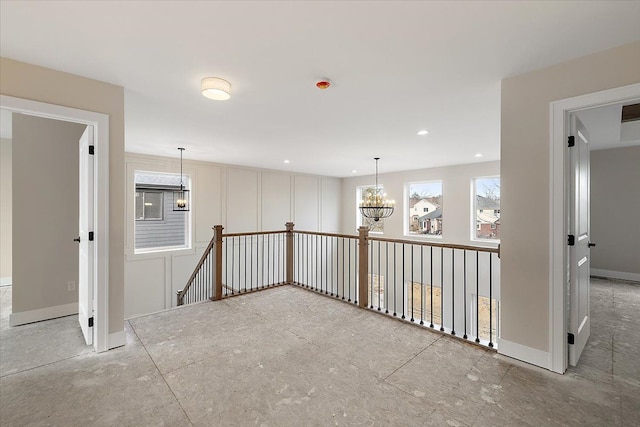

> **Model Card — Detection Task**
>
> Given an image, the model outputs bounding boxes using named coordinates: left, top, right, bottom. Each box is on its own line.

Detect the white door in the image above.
left=568, top=115, right=591, bottom=366
left=78, top=126, right=94, bottom=346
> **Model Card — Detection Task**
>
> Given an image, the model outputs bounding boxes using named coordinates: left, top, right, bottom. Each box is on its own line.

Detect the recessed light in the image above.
left=284, top=159, right=290, bottom=164
left=474, top=153, right=483, bottom=158
left=352, top=169, right=357, bottom=174
left=417, top=130, right=429, bottom=136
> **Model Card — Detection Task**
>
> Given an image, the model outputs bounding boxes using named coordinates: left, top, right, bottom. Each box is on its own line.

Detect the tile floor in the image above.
left=0, top=278, right=638, bottom=426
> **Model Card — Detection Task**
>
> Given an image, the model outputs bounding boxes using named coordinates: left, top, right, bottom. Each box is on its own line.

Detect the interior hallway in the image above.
left=0, top=279, right=638, bottom=426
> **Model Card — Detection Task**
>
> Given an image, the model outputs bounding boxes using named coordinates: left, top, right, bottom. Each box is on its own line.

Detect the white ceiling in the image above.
left=576, top=103, right=640, bottom=151
left=1, top=1, right=639, bottom=177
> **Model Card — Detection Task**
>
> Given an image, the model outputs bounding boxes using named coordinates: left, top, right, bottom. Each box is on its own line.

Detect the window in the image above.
left=357, top=185, right=384, bottom=233
left=473, top=177, right=500, bottom=240
left=134, top=171, right=191, bottom=252
left=135, top=191, right=163, bottom=220
left=407, top=181, right=443, bottom=236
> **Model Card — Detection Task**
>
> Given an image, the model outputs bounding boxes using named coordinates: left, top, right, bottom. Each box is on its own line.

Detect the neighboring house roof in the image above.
left=476, top=195, right=500, bottom=210
left=419, top=207, right=442, bottom=220
left=477, top=211, right=499, bottom=224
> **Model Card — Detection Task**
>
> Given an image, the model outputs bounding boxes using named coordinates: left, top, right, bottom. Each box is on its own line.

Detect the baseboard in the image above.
left=9, top=302, right=78, bottom=326
left=591, top=268, right=640, bottom=282
left=497, top=338, right=550, bottom=370
left=108, top=330, right=126, bottom=349
left=0, top=276, right=11, bottom=286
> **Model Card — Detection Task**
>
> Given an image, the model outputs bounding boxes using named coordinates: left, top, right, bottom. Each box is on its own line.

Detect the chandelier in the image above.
left=359, top=157, right=394, bottom=222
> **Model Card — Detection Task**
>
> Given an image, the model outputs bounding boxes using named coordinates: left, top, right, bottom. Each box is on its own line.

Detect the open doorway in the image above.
left=569, top=102, right=640, bottom=374
left=549, top=82, right=640, bottom=374
left=0, top=95, right=110, bottom=354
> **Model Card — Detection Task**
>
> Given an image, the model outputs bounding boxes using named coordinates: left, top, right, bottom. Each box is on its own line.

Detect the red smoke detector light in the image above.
left=316, top=80, right=331, bottom=90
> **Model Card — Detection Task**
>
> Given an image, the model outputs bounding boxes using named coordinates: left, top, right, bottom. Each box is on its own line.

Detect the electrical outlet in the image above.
left=67, top=281, right=76, bottom=291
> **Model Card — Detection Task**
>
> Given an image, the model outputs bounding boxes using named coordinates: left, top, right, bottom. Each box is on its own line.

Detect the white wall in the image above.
left=11, top=114, right=86, bottom=324
left=124, top=152, right=342, bottom=318
left=590, top=146, right=640, bottom=281
left=0, top=137, right=11, bottom=284
left=341, top=161, right=500, bottom=246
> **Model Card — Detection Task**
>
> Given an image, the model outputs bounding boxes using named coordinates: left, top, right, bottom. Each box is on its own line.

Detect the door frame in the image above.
left=548, top=82, right=640, bottom=374
left=0, top=94, right=110, bottom=353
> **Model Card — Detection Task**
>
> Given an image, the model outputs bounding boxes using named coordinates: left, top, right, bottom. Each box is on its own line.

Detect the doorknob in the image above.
left=73, top=237, right=81, bottom=243
left=588, top=242, right=596, bottom=248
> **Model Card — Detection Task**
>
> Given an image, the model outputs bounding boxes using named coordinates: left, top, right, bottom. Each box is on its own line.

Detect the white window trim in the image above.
left=133, top=170, right=193, bottom=255
left=404, top=180, right=444, bottom=239
left=471, top=176, right=501, bottom=244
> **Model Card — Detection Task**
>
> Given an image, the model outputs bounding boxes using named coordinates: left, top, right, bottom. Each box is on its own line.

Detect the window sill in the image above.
left=404, top=233, right=443, bottom=240
left=129, top=245, right=195, bottom=261
left=470, top=238, right=500, bottom=248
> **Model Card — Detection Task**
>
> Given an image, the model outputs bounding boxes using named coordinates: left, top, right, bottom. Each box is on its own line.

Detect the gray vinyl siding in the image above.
left=135, top=190, right=186, bottom=249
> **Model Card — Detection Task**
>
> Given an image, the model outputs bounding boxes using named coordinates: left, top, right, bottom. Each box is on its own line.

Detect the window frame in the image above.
left=133, top=170, right=192, bottom=255
left=135, top=190, right=164, bottom=221
left=471, top=176, right=501, bottom=243
left=404, top=180, right=443, bottom=239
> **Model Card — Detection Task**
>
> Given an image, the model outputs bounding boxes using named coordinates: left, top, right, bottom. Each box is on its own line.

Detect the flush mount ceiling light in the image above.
left=417, top=130, right=429, bottom=136
left=474, top=153, right=483, bottom=158
left=201, top=77, right=231, bottom=100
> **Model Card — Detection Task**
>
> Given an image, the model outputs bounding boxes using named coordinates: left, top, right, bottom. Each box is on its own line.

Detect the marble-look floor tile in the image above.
left=0, top=342, right=190, bottom=427
left=0, top=314, right=93, bottom=377
left=1, top=279, right=638, bottom=426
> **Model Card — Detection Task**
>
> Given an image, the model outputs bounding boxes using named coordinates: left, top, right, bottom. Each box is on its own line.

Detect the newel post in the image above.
left=285, top=222, right=294, bottom=285
left=211, top=225, right=224, bottom=301
left=358, top=226, right=369, bottom=308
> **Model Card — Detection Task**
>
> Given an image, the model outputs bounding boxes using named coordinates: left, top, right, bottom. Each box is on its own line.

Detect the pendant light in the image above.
left=359, top=157, right=395, bottom=222
left=173, top=147, right=190, bottom=212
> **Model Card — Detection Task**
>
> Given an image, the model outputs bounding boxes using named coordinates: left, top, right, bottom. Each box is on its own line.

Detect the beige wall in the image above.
left=12, top=114, right=85, bottom=314
left=125, top=152, right=342, bottom=318
left=590, top=146, right=640, bottom=278
left=1, top=57, right=125, bottom=335
left=501, top=42, right=640, bottom=353
left=0, top=137, right=11, bottom=282
left=342, top=161, right=500, bottom=246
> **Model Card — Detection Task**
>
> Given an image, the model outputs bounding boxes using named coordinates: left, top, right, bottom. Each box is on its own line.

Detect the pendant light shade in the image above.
left=173, top=148, right=190, bottom=212
left=359, top=157, right=395, bottom=222
left=201, top=77, right=231, bottom=100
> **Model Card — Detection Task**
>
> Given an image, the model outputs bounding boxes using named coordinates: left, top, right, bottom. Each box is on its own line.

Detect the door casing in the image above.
left=0, top=95, right=110, bottom=353
left=549, top=82, right=640, bottom=373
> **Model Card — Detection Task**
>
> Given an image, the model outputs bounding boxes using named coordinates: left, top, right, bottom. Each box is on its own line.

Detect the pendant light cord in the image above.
left=179, top=147, right=185, bottom=190
left=375, top=157, right=380, bottom=195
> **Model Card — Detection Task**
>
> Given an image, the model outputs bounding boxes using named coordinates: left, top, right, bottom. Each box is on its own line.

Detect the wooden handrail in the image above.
left=294, top=230, right=359, bottom=240
left=176, top=236, right=216, bottom=305
left=367, top=235, right=499, bottom=253
left=293, top=229, right=498, bottom=254
left=222, top=230, right=287, bottom=238
left=179, top=224, right=498, bottom=306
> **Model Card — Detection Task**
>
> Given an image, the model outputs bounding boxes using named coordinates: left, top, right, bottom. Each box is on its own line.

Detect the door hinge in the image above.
left=568, top=333, right=575, bottom=345
left=89, top=231, right=94, bottom=241
left=89, top=145, right=95, bottom=155
left=568, top=136, right=575, bottom=148
left=88, top=317, right=94, bottom=328
left=567, top=235, right=575, bottom=246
